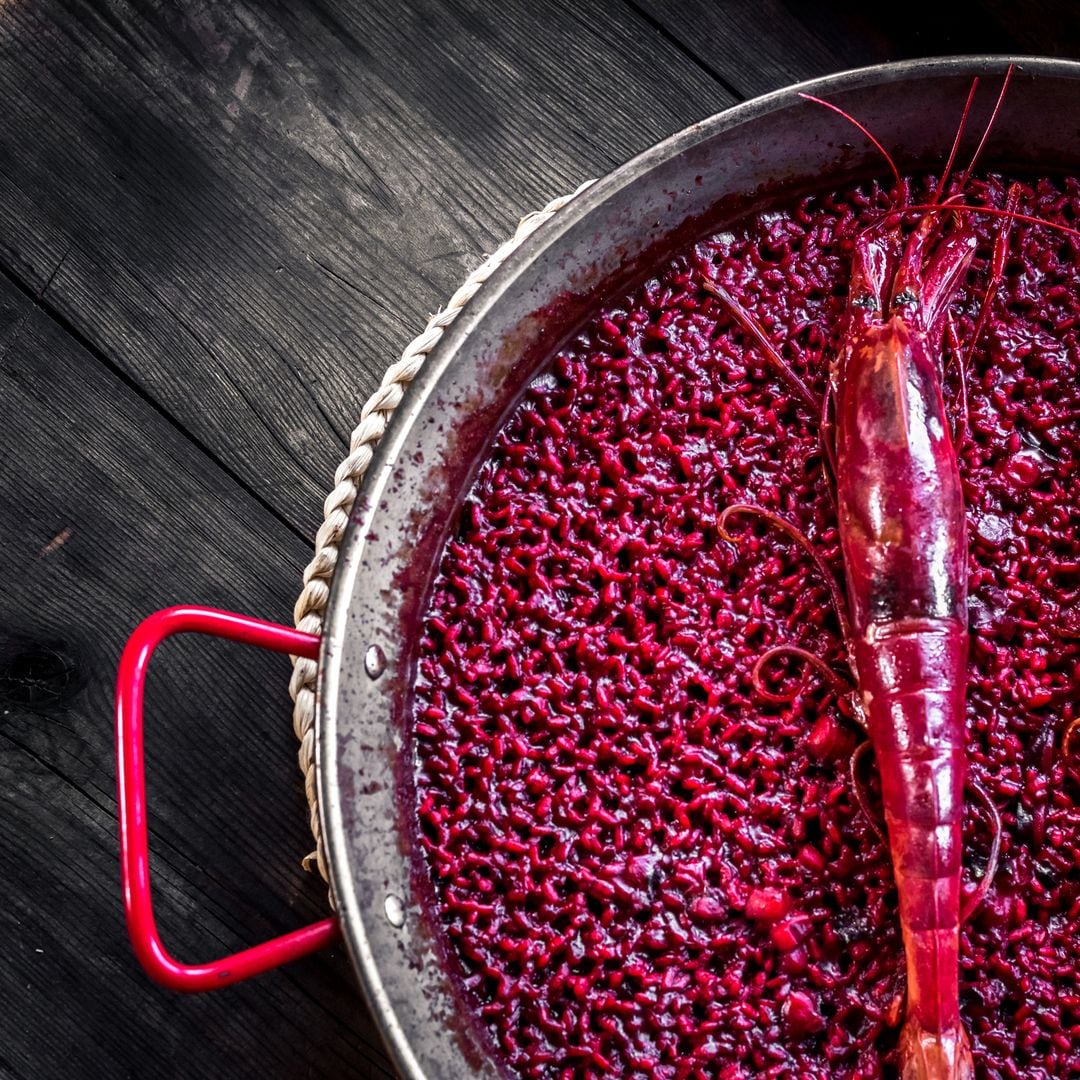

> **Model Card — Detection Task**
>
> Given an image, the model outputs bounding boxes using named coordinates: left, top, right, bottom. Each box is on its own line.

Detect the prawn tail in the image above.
left=899, top=1017, right=974, bottom=1080
left=859, top=625, right=972, bottom=1080
left=883, top=761, right=971, bottom=1080
left=884, top=757, right=974, bottom=1080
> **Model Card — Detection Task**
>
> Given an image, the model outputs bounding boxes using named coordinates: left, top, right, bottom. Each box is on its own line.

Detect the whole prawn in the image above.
left=705, top=72, right=1047, bottom=1079
left=831, top=204, right=975, bottom=1078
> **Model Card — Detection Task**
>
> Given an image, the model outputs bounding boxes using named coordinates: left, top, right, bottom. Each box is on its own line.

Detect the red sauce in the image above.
left=411, top=173, right=1080, bottom=1078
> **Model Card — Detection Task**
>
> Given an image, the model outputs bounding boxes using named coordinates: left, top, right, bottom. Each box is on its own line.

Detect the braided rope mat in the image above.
left=289, top=180, right=596, bottom=887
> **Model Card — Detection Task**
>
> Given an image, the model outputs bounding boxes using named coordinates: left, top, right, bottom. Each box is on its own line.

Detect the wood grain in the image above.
left=633, top=0, right=1080, bottom=102
left=0, top=273, right=391, bottom=1078
left=1, top=2, right=1077, bottom=1078
left=0, top=0, right=734, bottom=535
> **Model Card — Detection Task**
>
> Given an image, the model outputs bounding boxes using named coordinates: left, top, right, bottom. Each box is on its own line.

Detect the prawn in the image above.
left=705, top=69, right=1062, bottom=1079
left=828, top=198, right=975, bottom=1078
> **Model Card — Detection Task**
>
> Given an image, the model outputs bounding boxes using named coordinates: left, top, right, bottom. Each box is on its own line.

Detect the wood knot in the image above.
left=0, top=637, right=82, bottom=710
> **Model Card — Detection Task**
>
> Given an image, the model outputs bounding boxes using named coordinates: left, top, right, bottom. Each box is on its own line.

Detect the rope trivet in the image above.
left=289, top=180, right=596, bottom=890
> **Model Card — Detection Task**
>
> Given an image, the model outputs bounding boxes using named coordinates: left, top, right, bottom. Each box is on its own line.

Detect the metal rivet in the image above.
left=364, top=644, right=386, bottom=679
left=384, top=893, right=405, bottom=928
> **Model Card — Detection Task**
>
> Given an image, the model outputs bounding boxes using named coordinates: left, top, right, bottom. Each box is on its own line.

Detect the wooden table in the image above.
left=1, top=3, right=1077, bottom=1076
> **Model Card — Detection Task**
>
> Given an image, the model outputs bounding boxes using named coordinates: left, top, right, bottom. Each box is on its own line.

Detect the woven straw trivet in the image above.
left=289, top=180, right=596, bottom=890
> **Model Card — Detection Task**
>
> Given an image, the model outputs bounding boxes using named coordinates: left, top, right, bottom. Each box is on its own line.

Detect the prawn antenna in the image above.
left=932, top=77, right=980, bottom=204
left=704, top=280, right=819, bottom=411
left=957, top=63, right=1015, bottom=190
left=873, top=202, right=1080, bottom=242
left=798, top=92, right=901, bottom=189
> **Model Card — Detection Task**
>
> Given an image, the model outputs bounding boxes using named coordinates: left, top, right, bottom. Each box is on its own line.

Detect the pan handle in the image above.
left=116, top=605, right=340, bottom=992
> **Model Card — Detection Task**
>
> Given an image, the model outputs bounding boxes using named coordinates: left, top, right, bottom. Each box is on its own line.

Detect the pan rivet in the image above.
left=364, top=644, right=386, bottom=679
left=384, top=893, right=406, bottom=928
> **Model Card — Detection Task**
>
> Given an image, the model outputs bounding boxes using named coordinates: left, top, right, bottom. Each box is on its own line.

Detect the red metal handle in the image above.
left=116, top=605, right=340, bottom=992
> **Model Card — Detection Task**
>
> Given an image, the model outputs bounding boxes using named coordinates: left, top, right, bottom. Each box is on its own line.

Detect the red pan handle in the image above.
left=116, top=605, right=340, bottom=991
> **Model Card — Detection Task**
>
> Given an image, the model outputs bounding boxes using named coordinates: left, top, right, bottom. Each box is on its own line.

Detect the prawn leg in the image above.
left=943, top=315, right=969, bottom=446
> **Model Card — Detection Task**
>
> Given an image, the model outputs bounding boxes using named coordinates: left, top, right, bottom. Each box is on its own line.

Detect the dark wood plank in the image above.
left=7, top=4, right=1078, bottom=1078
left=633, top=0, right=1080, bottom=102
left=0, top=273, right=392, bottom=1079
left=0, top=0, right=735, bottom=535
left=627, top=0, right=878, bottom=100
